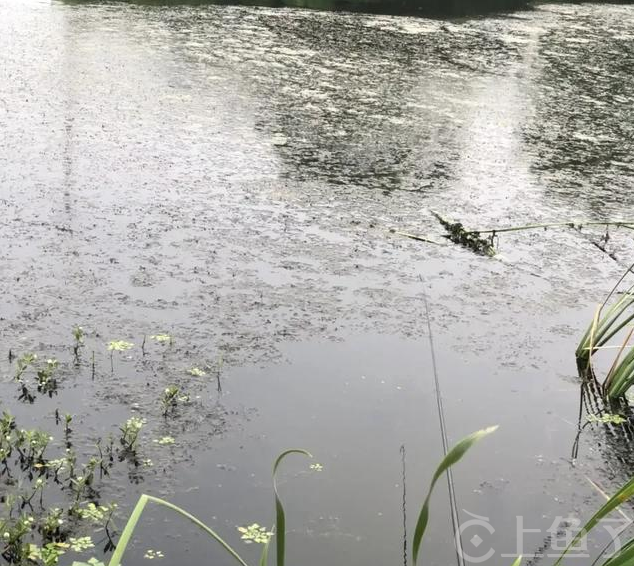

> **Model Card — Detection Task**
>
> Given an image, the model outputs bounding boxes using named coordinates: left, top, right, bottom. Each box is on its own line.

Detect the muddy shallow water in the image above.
left=1, top=1, right=634, bottom=565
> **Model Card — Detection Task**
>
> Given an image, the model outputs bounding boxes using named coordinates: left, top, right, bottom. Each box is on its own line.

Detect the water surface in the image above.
left=1, top=1, right=634, bottom=565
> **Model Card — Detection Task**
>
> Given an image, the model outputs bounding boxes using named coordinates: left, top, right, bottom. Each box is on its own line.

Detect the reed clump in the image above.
left=577, top=263, right=634, bottom=400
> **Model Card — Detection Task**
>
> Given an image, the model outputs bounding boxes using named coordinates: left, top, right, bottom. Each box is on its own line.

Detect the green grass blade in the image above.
left=606, top=348, right=634, bottom=398
left=107, top=494, right=149, bottom=566
left=599, top=538, right=634, bottom=566
left=107, top=494, right=249, bottom=566
left=577, top=293, right=634, bottom=358
left=508, top=557, right=522, bottom=566
left=259, top=532, right=272, bottom=566
left=552, top=476, right=634, bottom=566
left=273, top=449, right=312, bottom=566
left=412, top=426, right=498, bottom=566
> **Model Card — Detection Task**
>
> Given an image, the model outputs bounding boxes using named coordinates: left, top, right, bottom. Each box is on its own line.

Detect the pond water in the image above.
left=1, top=1, right=634, bottom=565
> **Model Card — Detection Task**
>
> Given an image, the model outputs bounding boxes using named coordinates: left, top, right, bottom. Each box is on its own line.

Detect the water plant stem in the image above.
left=419, top=275, right=465, bottom=566
left=401, top=444, right=408, bottom=566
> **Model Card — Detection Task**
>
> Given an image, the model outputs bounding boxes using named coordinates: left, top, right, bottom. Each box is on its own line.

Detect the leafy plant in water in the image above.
left=107, top=341, right=134, bottom=371
left=36, top=359, right=60, bottom=397
left=119, top=418, right=144, bottom=453
left=150, top=334, right=172, bottom=346
left=14, top=353, right=37, bottom=382
left=72, top=327, right=84, bottom=361
left=27, top=541, right=69, bottom=566
left=160, top=386, right=188, bottom=416
left=0, top=411, right=123, bottom=566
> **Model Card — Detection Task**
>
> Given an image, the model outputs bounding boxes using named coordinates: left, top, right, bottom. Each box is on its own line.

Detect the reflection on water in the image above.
left=524, top=4, right=634, bottom=217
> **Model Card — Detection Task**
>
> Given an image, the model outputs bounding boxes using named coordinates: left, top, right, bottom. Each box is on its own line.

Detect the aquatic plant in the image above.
left=159, top=386, right=188, bottom=416
left=237, top=524, right=274, bottom=545
left=36, top=359, right=59, bottom=397
left=119, top=417, right=144, bottom=452
left=576, top=264, right=634, bottom=399
left=107, top=341, right=134, bottom=371
left=71, top=428, right=634, bottom=566
left=431, top=211, right=496, bottom=256
left=14, top=353, right=37, bottom=382
left=150, top=334, right=172, bottom=346
left=72, top=327, right=84, bottom=361
left=586, top=413, right=627, bottom=425
left=107, top=341, right=134, bottom=352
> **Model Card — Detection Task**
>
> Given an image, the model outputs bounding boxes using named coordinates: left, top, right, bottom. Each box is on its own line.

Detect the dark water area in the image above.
left=1, top=0, right=634, bottom=565
left=98, top=0, right=531, bottom=17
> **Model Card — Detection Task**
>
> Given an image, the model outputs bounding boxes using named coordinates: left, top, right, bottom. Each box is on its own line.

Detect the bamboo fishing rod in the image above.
left=419, top=275, right=466, bottom=566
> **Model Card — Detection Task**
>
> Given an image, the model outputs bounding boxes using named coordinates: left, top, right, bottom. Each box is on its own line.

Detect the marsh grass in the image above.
left=576, top=263, right=634, bottom=400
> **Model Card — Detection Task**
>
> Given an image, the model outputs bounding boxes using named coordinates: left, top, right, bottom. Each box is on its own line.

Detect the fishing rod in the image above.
left=420, top=274, right=466, bottom=566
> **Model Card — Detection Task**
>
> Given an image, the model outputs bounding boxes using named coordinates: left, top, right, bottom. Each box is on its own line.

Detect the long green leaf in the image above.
left=553, top=476, right=634, bottom=566
left=606, top=348, right=634, bottom=398
left=412, top=426, right=498, bottom=565
left=508, top=557, right=522, bottom=566
left=273, top=449, right=312, bottom=566
left=260, top=532, right=272, bottom=566
left=599, top=538, right=634, bottom=566
left=107, top=494, right=249, bottom=566
left=107, top=494, right=149, bottom=566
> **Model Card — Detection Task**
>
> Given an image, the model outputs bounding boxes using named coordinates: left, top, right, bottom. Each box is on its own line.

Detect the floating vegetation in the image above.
left=237, top=524, right=274, bottom=545
left=431, top=211, right=496, bottom=256
left=107, top=340, right=134, bottom=372
left=586, top=413, right=627, bottom=425
left=144, top=549, right=164, bottom=559
left=188, top=367, right=206, bottom=377
left=309, top=463, right=323, bottom=471
left=107, top=341, right=134, bottom=352
left=153, top=436, right=175, bottom=446
left=150, top=334, right=172, bottom=345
